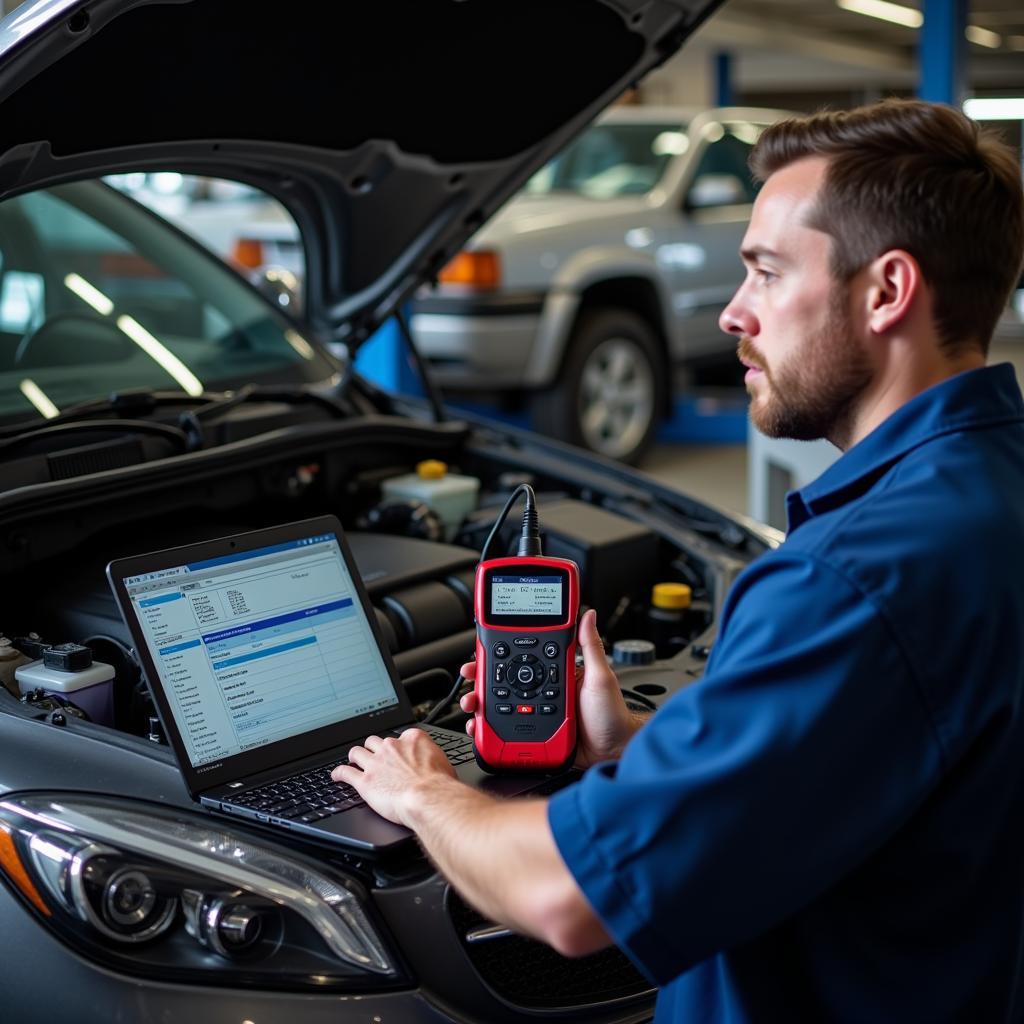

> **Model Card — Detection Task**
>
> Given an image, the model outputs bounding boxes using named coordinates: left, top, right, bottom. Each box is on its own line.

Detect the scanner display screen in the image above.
left=490, top=575, right=563, bottom=616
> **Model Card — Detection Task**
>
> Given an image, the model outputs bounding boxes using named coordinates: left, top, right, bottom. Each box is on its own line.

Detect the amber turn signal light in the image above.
left=438, top=249, right=501, bottom=289
left=232, top=238, right=266, bottom=270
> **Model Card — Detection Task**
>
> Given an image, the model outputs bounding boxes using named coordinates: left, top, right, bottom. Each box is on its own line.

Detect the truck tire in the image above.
left=532, top=307, right=664, bottom=464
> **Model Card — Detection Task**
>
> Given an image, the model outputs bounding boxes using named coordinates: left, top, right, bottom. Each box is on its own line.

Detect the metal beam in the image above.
left=694, top=10, right=912, bottom=73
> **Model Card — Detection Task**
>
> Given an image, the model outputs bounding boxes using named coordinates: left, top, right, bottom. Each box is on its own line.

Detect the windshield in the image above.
left=525, top=121, right=686, bottom=200
left=0, top=180, right=335, bottom=425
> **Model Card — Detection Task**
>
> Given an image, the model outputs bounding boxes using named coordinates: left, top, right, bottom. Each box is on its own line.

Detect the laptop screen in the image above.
left=122, top=531, right=400, bottom=769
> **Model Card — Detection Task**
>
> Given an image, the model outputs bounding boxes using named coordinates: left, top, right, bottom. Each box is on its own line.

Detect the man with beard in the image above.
left=334, top=100, right=1024, bottom=1022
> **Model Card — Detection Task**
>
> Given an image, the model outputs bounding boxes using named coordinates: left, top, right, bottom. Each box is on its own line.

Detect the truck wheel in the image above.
left=533, top=308, right=663, bottom=464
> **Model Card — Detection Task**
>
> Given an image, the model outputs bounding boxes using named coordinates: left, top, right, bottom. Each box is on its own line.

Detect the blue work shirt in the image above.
left=550, top=363, right=1024, bottom=1022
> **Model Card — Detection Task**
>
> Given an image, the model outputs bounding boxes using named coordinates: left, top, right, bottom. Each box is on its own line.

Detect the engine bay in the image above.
left=0, top=411, right=763, bottom=746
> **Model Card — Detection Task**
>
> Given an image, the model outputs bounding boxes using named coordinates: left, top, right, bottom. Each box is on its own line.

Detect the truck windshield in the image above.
left=525, top=121, right=685, bottom=200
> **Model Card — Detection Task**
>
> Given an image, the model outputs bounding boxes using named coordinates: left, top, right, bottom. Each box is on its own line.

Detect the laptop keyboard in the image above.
left=229, top=726, right=475, bottom=825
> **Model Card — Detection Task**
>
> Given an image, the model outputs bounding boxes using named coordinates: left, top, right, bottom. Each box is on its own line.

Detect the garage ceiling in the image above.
left=695, top=0, right=1024, bottom=92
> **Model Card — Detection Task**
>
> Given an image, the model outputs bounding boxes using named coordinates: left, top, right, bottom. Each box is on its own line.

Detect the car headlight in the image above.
left=0, top=793, right=405, bottom=989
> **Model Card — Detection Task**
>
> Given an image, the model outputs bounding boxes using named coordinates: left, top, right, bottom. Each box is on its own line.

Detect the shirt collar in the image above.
left=786, top=363, right=1024, bottom=533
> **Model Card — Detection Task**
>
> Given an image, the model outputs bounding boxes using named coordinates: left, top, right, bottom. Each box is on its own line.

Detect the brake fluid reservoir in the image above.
left=646, top=582, right=692, bottom=658
left=16, top=659, right=116, bottom=726
left=381, top=460, right=479, bottom=541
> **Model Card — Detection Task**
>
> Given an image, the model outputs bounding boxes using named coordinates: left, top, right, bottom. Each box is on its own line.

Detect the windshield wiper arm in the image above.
left=2, top=384, right=351, bottom=442
left=0, top=418, right=193, bottom=458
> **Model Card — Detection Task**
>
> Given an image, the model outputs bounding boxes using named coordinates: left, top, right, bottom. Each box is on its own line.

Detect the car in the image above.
left=0, top=1, right=778, bottom=1021
left=410, top=103, right=791, bottom=463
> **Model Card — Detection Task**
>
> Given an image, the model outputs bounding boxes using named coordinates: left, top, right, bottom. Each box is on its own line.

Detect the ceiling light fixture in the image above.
left=965, top=25, right=1001, bottom=48
left=838, top=1, right=1003, bottom=47
left=963, top=97, right=1024, bottom=120
left=837, top=0, right=922, bottom=29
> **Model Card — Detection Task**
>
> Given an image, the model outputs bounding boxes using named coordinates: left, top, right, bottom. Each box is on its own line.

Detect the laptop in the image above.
left=107, top=514, right=549, bottom=852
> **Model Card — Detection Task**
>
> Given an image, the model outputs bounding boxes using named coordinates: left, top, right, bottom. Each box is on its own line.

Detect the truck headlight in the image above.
left=0, top=794, right=403, bottom=989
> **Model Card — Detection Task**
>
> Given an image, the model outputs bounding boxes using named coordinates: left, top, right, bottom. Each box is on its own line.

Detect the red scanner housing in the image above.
left=473, top=555, right=580, bottom=772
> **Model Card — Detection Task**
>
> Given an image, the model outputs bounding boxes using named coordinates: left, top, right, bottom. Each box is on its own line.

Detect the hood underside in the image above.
left=0, top=0, right=722, bottom=345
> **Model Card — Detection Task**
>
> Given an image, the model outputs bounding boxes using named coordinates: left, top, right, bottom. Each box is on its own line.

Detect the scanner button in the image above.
left=516, top=705, right=535, bottom=714
left=517, top=665, right=537, bottom=684
left=492, top=687, right=510, bottom=698
left=546, top=664, right=559, bottom=684
left=539, top=705, right=557, bottom=715
left=495, top=704, right=513, bottom=714
left=542, top=687, right=559, bottom=699
left=492, top=642, right=510, bottom=659
left=513, top=636, right=538, bottom=647
left=543, top=641, right=560, bottom=658
left=494, top=663, right=507, bottom=684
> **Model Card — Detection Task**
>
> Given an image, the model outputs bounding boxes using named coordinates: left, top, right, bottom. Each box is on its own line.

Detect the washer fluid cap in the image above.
left=612, top=639, right=657, bottom=666
left=416, top=459, right=448, bottom=479
left=652, top=582, right=691, bottom=609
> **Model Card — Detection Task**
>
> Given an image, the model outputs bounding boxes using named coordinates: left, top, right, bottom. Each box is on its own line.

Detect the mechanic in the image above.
left=334, top=99, right=1024, bottom=1021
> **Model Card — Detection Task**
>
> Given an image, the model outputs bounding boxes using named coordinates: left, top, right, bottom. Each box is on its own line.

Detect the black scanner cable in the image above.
left=422, top=483, right=543, bottom=725
left=480, top=482, right=542, bottom=562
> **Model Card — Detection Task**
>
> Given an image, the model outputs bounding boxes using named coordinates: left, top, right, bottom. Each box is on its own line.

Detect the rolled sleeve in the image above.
left=547, top=552, right=944, bottom=987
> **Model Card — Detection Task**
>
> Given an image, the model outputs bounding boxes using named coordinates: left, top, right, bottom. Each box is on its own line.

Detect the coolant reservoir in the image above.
left=381, top=460, right=479, bottom=541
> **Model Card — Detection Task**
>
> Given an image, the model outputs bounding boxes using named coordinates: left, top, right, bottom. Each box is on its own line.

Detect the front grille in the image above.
left=448, top=891, right=652, bottom=1010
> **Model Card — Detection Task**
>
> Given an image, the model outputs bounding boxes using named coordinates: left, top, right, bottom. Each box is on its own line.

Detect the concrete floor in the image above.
left=643, top=442, right=749, bottom=520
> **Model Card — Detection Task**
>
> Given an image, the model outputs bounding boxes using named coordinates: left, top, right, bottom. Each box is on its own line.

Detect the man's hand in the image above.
left=459, top=608, right=641, bottom=768
left=332, top=729, right=456, bottom=826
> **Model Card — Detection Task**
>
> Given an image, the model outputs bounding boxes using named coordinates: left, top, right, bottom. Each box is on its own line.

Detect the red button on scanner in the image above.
left=516, top=704, right=535, bottom=714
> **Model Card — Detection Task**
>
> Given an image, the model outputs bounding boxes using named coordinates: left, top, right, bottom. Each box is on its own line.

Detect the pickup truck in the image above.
left=412, top=105, right=791, bottom=462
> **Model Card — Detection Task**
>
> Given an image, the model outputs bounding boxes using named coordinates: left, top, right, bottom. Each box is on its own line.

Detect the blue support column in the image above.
left=353, top=312, right=422, bottom=395
left=714, top=51, right=734, bottom=108
left=918, top=0, right=968, bottom=106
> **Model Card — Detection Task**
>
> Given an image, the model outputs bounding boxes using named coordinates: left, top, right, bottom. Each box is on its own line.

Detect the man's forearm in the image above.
left=401, top=776, right=610, bottom=955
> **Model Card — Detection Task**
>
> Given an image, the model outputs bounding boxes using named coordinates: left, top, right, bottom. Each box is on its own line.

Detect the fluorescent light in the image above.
left=285, top=329, right=316, bottom=361
left=837, top=0, right=922, bottom=29
left=116, top=315, right=204, bottom=397
left=19, top=378, right=59, bottom=419
left=966, top=25, right=1001, bottom=48
left=839, top=1, right=1003, bottom=49
left=964, top=97, right=1024, bottom=120
left=63, top=273, right=113, bottom=316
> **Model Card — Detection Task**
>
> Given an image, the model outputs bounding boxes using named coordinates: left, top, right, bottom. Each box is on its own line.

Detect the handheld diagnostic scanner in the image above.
left=472, top=486, right=579, bottom=772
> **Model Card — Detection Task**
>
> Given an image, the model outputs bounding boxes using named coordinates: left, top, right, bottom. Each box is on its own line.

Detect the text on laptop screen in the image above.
left=124, top=534, right=399, bottom=767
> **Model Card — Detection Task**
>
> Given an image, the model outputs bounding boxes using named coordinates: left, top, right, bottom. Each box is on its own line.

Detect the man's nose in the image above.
left=719, top=290, right=757, bottom=338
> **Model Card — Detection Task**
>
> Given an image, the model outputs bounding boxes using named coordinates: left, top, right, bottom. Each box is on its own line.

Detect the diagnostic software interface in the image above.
left=124, top=534, right=399, bottom=767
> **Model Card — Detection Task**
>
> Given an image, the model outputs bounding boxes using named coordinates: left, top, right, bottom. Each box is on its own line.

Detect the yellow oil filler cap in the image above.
left=416, top=459, right=448, bottom=479
left=651, top=582, right=692, bottom=610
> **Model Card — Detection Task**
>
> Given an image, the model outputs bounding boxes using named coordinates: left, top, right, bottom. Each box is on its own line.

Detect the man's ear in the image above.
left=862, top=249, right=922, bottom=335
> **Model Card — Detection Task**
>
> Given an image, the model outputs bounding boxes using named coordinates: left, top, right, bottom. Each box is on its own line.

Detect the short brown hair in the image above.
left=751, top=99, right=1024, bottom=354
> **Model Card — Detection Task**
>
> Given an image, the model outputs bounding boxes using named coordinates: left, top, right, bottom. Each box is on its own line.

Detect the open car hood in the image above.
left=0, top=0, right=721, bottom=348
